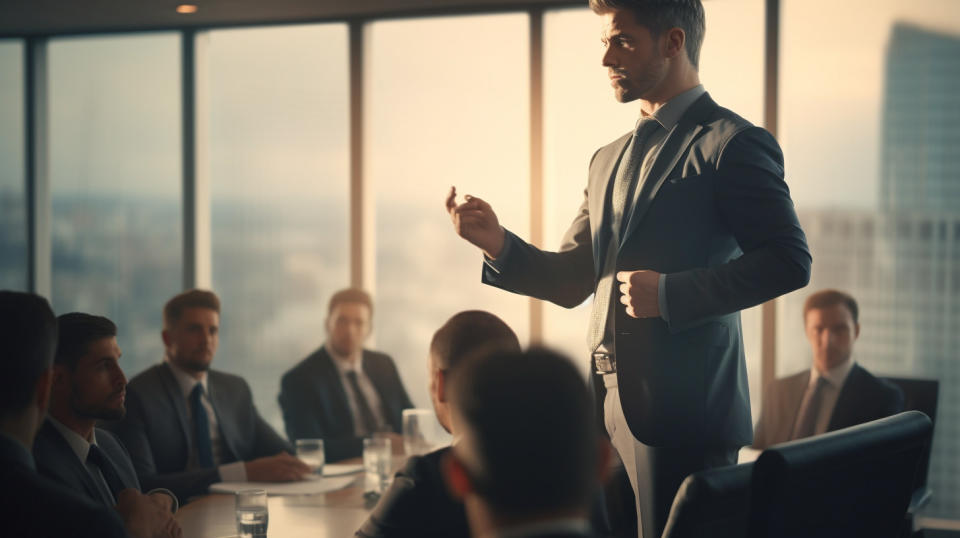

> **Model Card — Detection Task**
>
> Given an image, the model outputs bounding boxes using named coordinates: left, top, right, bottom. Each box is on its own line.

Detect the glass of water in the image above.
left=295, top=438, right=325, bottom=476
left=235, top=489, right=268, bottom=538
left=362, top=437, right=392, bottom=494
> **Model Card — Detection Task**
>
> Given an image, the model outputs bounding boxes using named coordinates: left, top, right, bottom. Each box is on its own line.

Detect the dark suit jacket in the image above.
left=1, top=433, right=127, bottom=538
left=105, top=362, right=292, bottom=501
left=279, top=347, right=413, bottom=462
left=752, top=363, right=905, bottom=449
left=356, top=446, right=468, bottom=538
left=484, top=93, right=811, bottom=448
left=33, top=419, right=140, bottom=505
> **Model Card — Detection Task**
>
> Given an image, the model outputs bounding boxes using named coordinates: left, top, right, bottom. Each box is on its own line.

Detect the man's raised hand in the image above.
left=445, top=186, right=506, bottom=259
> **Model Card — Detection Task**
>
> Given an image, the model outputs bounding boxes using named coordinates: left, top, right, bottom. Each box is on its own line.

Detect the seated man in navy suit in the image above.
left=443, top=348, right=611, bottom=538
left=33, top=313, right=180, bottom=525
left=279, top=288, right=413, bottom=462
left=753, top=289, right=904, bottom=448
left=356, top=310, right=521, bottom=538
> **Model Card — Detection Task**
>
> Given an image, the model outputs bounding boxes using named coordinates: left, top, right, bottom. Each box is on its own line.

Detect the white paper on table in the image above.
left=209, top=475, right=355, bottom=495
left=322, top=463, right=363, bottom=477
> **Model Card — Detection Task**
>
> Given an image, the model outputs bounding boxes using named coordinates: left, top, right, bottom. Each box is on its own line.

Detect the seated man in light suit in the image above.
left=34, top=313, right=181, bottom=533
left=753, top=289, right=904, bottom=449
left=0, top=291, right=172, bottom=538
left=443, top=347, right=611, bottom=538
left=357, top=310, right=521, bottom=538
left=107, top=289, right=309, bottom=502
left=279, top=288, right=413, bottom=462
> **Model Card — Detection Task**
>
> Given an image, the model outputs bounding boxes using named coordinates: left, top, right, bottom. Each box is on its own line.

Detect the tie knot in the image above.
left=87, top=444, right=105, bottom=464
left=634, top=117, right=660, bottom=137
left=191, top=382, right=204, bottom=400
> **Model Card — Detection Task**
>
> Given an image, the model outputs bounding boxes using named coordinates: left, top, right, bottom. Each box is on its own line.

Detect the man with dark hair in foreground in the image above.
left=443, top=348, right=610, bottom=538
left=0, top=291, right=170, bottom=538
left=357, top=310, right=521, bottom=537
left=108, top=289, right=307, bottom=502
left=33, top=313, right=181, bottom=536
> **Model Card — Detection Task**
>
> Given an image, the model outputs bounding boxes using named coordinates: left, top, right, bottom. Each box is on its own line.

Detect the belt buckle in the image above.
left=593, top=351, right=616, bottom=375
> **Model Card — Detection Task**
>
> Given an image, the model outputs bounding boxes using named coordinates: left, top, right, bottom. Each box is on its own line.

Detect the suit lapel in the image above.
left=829, top=364, right=864, bottom=431
left=319, top=348, right=355, bottom=435
left=39, top=421, right=110, bottom=505
left=158, top=363, right=194, bottom=465
left=782, top=372, right=810, bottom=442
left=589, top=132, right=632, bottom=276
left=620, top=93, right=716, bottom=248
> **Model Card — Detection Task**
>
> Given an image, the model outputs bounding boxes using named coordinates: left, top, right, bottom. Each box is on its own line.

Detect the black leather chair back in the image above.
left=882, top=377, right=939, bottom=491
left=748, top=411, right=932, bottom=538
left=661, top=462, right=753, bottom=538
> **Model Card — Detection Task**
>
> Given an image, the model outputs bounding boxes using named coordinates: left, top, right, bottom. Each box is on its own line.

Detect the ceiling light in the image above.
left=176, top=4, right=198, bottom=14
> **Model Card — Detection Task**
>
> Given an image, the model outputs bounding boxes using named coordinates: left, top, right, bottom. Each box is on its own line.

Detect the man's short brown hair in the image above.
left=803, top=289, right=859, bottom=325
left=589, top=0, right=706, bottom=69
left=327, top=288, right=373, bottom=317
left=164, top=289, right=220, bottom=329
left=430, top=310, right=520, bottom=371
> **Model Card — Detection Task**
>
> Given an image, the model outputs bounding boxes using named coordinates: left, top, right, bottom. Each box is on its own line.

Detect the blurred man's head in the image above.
left=162, top=289, right=220, bottom=376
left=803, top=289, right=860, bottom=373
left=0, top=291, right=58, bottom=443
left=428, top=311, right=520, bottom=433
left=444, top=347, right=609, bottom=534
left=325, top=288, right=373, bottom=359
left=51, top=313, right=127, bottom=426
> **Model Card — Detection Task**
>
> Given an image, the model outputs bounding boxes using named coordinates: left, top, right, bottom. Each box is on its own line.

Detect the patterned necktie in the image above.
left=87, top=444, right=125, bottom=503
left=191, top=383, right=215, bottom=468
left=587, top=118, right=661, bottom=351
left=792, top=376, right=828, bottom=440
left=345, top=370, right=379, bottom=435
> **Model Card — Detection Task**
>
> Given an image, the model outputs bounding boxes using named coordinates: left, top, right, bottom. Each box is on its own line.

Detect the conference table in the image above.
left=175, top=458, right=387, bottom=538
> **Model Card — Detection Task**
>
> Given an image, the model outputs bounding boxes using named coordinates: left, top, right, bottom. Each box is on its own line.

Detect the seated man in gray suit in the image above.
left=108, top=289, right=309, bottom=502
left=357, top=310, right=521, bottom=538
left=279, top=288, right=413, bottom=462
left=34, top=313, right=180, bottom=531
left=444, top=348, right=611, bottom=538
left=0, top=291, right=171, bottom=538
left=753, top=289, right=904, bottom=449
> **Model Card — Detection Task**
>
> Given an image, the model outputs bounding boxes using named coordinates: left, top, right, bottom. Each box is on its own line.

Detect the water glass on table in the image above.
left=363, top=437, right=392, bottom=494
left=403, top=408, right=442, bottom=456
left=295, top=438, right=325, bottom=476
left=235, top=489, right=268, bottom=538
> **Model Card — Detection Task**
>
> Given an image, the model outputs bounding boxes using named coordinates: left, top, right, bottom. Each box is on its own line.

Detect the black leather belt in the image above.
left=593, top=351, right=616, bottom=374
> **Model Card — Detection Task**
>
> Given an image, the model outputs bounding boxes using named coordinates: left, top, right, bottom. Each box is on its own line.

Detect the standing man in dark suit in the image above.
left=279, top=288, right=413, bottom=462
left=34, top=313, right=180, bottom=527
left=108, top=289, right=309, bottom=502
left=753, top=289, right=904, bottom=449
left=446, top=1, right=811, bottom=535
left=357, top=310, right=521, bottom=538
left=0, top=291, right=172, bottom=538
left=444, top=348, right=610, bottom=538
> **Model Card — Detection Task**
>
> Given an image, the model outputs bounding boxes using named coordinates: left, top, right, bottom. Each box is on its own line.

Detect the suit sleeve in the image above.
left=481, top=190, right=596, bottom=309
left=751, top=381, right=778, bottom=450
left=664, top=126, right=812, bottom=328
left=109, top=388, right=220, bottom=501
left=251, top=399, right=294, bottom=458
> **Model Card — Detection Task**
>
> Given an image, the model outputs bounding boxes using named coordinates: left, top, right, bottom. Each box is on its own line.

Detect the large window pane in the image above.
left=370, top=14, right=531, bottom=408
left=542, top=3, right=765, bottom=420
left=779, top=0, right=960, bottom=519
left=49, top=34, right=181, bottom=381
left=0, top=41, right=26, bottom=291
left=208, top=25, right=350, bottom=435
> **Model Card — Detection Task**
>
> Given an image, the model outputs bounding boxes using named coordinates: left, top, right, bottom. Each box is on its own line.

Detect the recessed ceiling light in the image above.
left=176, top=4, right=198, bottom=14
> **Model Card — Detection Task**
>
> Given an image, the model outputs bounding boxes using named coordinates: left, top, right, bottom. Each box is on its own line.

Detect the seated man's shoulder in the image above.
left=363, top=350, right=400, bottom=370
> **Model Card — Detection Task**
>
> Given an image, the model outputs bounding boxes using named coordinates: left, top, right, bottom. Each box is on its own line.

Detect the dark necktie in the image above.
left=87, top=444, right=125, bottom=503
left=191, top=383, right=215, bottom=468
left=792, top=376, right=828, bottom=440
left=345, top=370, right=378, bottom=435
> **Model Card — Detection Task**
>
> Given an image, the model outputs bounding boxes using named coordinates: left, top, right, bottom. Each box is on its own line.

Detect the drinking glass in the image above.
left=362, top=437, right=392, bottom=494
left=402, top=408, right=446, bottom=455
left=235, top=489, right=268, bottom=538
left=295, top=438, right=325, bottom=475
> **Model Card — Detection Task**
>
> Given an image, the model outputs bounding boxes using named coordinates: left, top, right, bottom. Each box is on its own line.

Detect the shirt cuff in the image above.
left=145, top=488, right=180, bottom=513
left=482, top=228, right=514, bottom=274
left=219, top=460, right=247, bottom=483
left=658, top=273, right=670, bottom=322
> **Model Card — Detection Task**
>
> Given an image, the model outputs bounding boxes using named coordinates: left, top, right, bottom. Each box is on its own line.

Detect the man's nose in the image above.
left=602, top=45, right=616, bottom=67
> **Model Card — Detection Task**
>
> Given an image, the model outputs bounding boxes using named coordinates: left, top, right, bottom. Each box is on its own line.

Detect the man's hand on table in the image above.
left=115, top=488, right=183, bottom=538
left=245, top=452, right=312, bottom=482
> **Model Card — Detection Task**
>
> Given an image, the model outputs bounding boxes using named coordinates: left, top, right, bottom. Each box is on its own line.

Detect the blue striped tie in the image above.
left=191, top=383, right=214, bottom=468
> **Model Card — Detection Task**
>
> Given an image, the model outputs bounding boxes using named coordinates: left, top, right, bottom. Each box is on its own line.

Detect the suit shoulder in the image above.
left=209, top=368, right=251, bottom=391
left=126, top=363, right=167, bottom=392
left=851, top=364, right=903, bottom=399
left=400, top=446, right=449, bottom=481
left=282, top=348, right=330, bottom=381
left=364, top=349, right=398, bottom=367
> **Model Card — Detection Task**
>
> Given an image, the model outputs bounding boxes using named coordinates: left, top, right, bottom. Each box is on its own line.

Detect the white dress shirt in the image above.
left=166, top=360, right=247, bottom=482
left=326, top=343, right=388, bottom=436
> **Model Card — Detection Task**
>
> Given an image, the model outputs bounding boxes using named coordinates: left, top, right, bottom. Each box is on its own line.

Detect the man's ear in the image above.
left=436, top=369, right=448, bottom=403
left=441, top=450, right=474, bottom=501
left=161, top=328, right=172, bottom=348
left=663, top=27, right=686, bottom=59
left=854, top=322, right=861, bottom=340
left=34, top=368, right=54, bottom=416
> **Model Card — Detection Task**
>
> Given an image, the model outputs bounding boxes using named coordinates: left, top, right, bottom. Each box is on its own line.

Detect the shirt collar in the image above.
left=642, top=84, right=706, bottom=131
left=811, top=358, right=856, bottom=389
left=47, top=415, right=97, bottom=463
left=497, top=517, right=591, bottom=538
left=325, top=343, right=362, bottom=375
left=165, top=358, right=209, bottom=398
